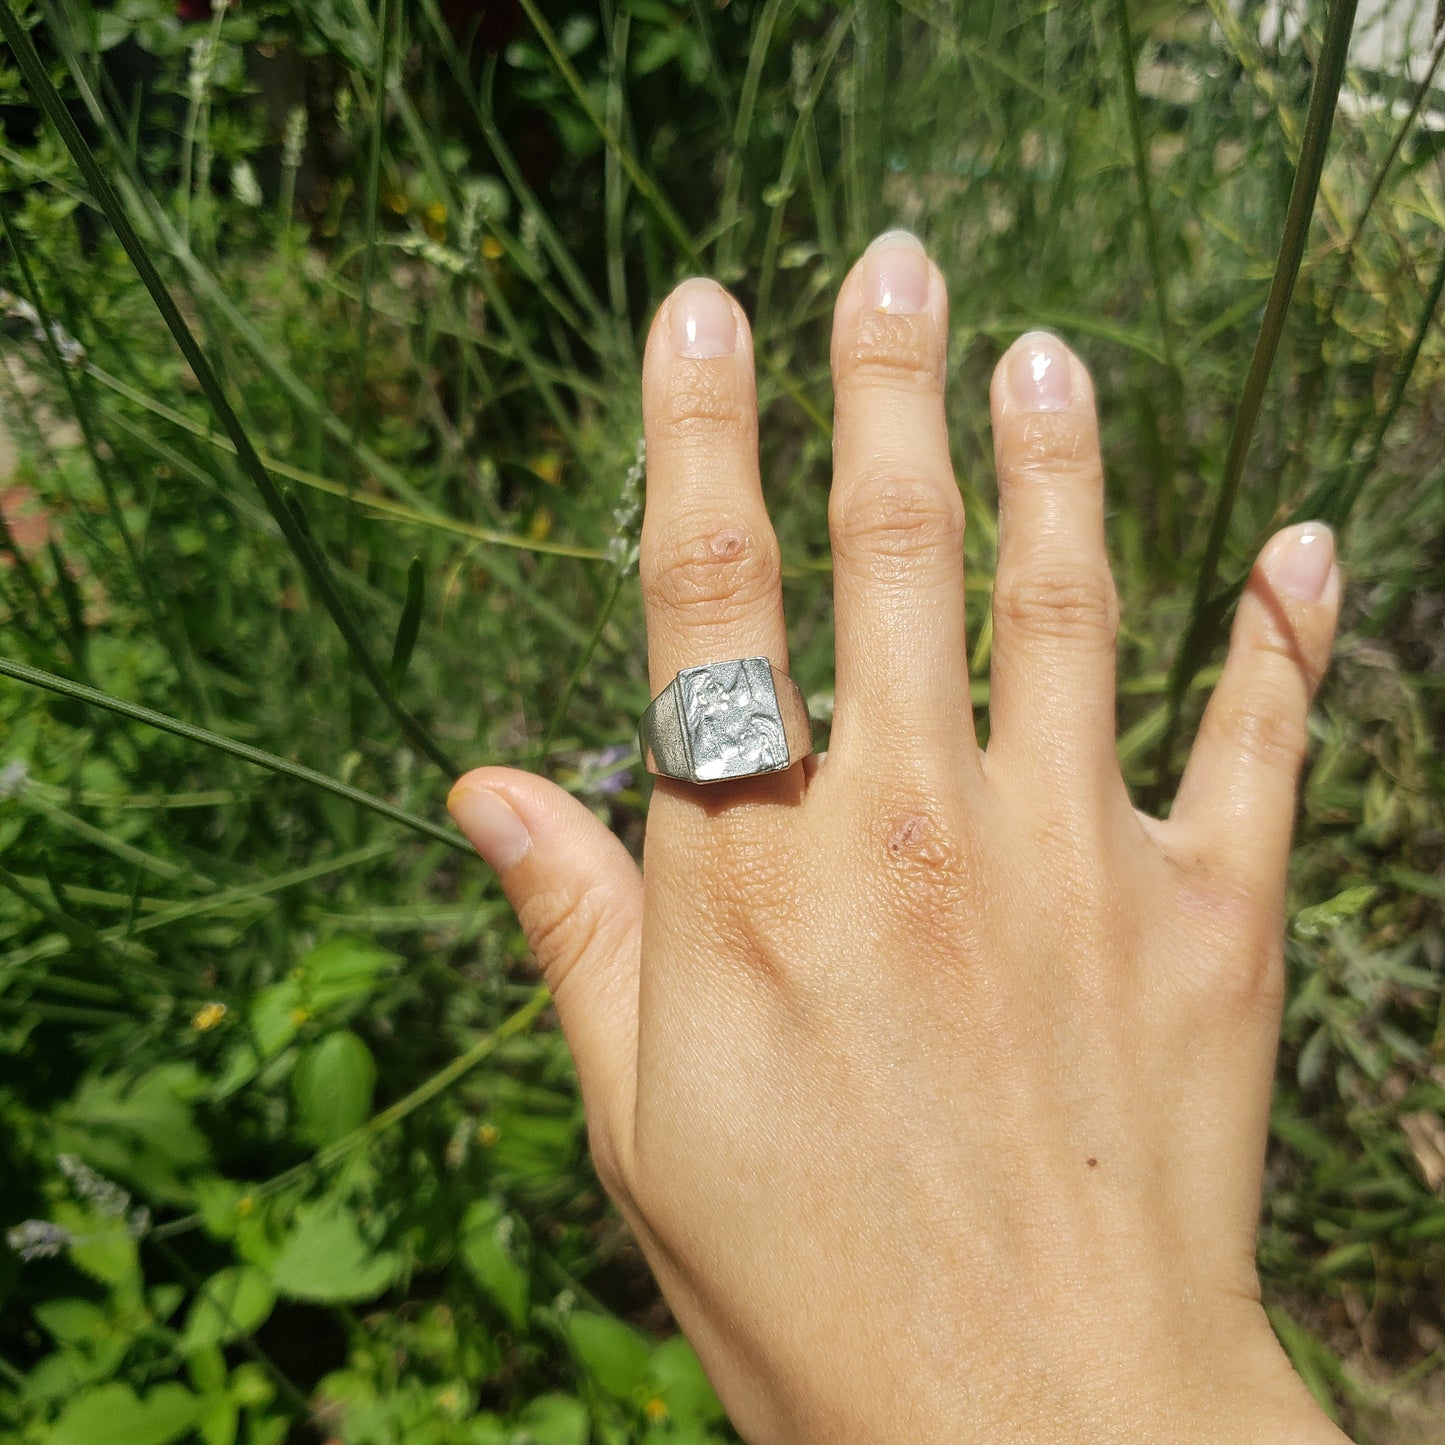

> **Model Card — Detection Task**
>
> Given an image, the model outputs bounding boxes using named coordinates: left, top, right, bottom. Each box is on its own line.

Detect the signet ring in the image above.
left=639, top=658, right=813, bottom=785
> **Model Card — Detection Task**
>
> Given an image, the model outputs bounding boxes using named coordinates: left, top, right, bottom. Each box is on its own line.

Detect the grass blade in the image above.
left=388, top=556, right=425, bottom=691
left=1152, top=0, right=1361, bottom=791
left=0, top=655, right=469, bottom=854
left=1, top=3, right=458, bottom=775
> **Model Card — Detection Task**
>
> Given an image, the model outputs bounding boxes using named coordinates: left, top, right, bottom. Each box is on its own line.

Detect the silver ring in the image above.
left=640, top=657, right=812, bottom=784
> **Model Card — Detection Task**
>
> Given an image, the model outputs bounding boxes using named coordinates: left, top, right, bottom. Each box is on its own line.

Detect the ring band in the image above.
left=640, top=658, right=812, bottom=784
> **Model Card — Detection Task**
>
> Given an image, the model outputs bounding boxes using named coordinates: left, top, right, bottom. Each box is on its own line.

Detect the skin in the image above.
left=448, top=233, right=1351, bottom=1443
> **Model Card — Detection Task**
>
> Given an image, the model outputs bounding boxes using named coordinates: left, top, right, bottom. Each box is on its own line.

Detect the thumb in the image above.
left=448, top=767, right=641, bottom=1159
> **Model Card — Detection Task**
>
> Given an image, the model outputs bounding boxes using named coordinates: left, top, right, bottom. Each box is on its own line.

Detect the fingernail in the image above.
left=864, top=229, right=930, bottom=314
left=1266, top=521, right=1336, bottom=603
left=670, top=279, right=738, bottom=358
left=1007, top=331, right=1073, bottom=412
left=448, top=787, right=532, bottom=871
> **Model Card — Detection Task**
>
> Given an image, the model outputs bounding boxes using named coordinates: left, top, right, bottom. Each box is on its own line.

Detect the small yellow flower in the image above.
left=436, top=1386, right=461, bottom=1415
left=290, top=1007, right=310, bottom=1026
left=531, top=450, right=563, bottom=486
left=527, top=507, right=553, bottom=542
left=236, top=1195, right=255, bottom=1217
left=384, top=190, right=409, bottom=215
left=644, top=1398, right=669, bottom=1423
left=481, top=234, right=505, bottom=261
left=191, top=1002, right=227, bottom=1032
left=426, top=200, right=447, bottom=225
left=475, top=1123, right=500, bottom=1148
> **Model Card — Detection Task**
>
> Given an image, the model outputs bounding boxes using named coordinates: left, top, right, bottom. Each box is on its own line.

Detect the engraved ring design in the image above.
left=639, top=658, right=813, bottom=784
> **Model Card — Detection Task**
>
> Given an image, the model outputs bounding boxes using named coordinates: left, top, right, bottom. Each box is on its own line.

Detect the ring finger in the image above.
left=639, top=278, right=795, bottom=815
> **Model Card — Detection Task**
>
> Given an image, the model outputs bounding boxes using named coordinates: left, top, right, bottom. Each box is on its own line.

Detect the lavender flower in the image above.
left=6, top=1220, right=71, bottom=1261
left=57, top=1154, right=131, bottom=1218
left=577, top=743, right=633, bottom=797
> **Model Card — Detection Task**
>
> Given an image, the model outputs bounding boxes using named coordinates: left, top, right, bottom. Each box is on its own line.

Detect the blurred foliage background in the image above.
left=0, top=0, right=1441, bottom=1440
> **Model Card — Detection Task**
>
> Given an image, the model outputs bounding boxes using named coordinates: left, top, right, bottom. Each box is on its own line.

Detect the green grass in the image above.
left=0, top=1, right=1442, bottom=1440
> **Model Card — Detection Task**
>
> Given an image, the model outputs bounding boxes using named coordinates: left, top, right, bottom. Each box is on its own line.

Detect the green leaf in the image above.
left=292, top=1031, right=377, bottom=1146
left=644, top=1334, right=725, bottom=1425
left=299, top=936, right=397, bottom=1008
left=33, top=1298, right=108, bottom=1346
left=459, top=1198, right=530, bottom=1331
left=196, top=1394, right=239, bottom=1445
left=249, top=985, right=303, bottom=1060
left=563, top=1311, right=652, bottom=1401
left=180, top=1265, right=276, bottom=1352
left=270, top=1199, right=403, bottom=1303
left=54, top=1204, right=138, bottom=1288
left=58, top=1064, right=208, bottom=1202
left=513, top=1393, right=588, bottom=1445
left=388, top=556, right=425, bottom=690
left=149, top=1283, right=185, bottom=1323
left=50, top=1383, right=200, bottom=1445
left=1292, top=885, right=1378, bottom=937
left=250, top=938, right=396, bottom=1059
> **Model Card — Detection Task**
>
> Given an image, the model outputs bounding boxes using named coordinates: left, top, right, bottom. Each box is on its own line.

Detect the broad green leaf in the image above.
left=513, top=1393, right=588, bottom=1445
left=229, top=1363, right=274, bottom=1408
left=180, top=1265, right=276, bottom=1351
left=644, top=1334, right=725, bottom=1425
left=149, top=1283, right=185, bottom=1322
left=458, top=1197, right=529, bottom=1330
left=50, top=1382, right=199, bottom=1445
left=57, top=1064, right=208, bottom=1202
left=250, top=938, right=397, bottom=1059
left=249, top=982, right=305, bottom=1060
left=21, top=1348, right=96, bottom=1405
left=33, top=1298, right=108, bottom=1346
left=463, top=1413, right=508, bottom=1444
left=54, top=1204, right=138, bottom=1287
left=298, top=936, right=397, bottom=1010
left=197, top=1394, right=239, bottom=1445
left=292, top=1031, right=376, bottom=1146
left=563, top=1311, right=652, bottom=1401
left=192, top=1177, right=261, bottom=1241
left=270, top=1199, right=403, bottom=1303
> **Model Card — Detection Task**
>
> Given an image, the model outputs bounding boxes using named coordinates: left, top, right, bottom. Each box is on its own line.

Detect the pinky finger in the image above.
left=1168, top=522, right=1341, bottom=895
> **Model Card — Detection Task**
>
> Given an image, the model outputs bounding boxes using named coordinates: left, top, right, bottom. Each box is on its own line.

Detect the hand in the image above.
left=448, top=231, right=1348, bottom=1443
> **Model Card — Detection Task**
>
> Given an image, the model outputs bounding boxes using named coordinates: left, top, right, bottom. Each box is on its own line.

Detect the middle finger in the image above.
left=828, top=232, right=977, bottom=782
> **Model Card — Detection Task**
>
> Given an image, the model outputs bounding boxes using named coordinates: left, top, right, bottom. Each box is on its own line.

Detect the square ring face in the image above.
left=677, top=658, right=790, bottom=782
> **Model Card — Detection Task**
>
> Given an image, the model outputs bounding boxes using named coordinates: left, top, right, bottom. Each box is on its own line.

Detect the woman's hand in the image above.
left=448, top=232, right=1347, bottom=1443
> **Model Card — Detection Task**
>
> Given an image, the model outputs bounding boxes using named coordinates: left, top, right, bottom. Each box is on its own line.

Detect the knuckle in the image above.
left=643, top=521, right=781, bottom=619
left=830, top=469, right=964, bottom=569
left=837, top=309, right=944, bottom=392
left=1248, top=611, right=1327, bottom=695
left=658, top=362, right=756, bottom=442
left=517, top=879, right=614, bottom=995
left=1003, top=412, right=1101, bottom=482
left=1171, top=870, right=1286, bottom=1012
left=1208, top=687, right=1309, bottom=773
left=991, top=565, right=1118, bottom=646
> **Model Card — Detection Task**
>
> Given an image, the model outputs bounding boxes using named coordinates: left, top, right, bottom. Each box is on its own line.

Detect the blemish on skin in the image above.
left=886, top=814, right=951, bottom=868
left=1086, top=1157, right=1098, bottom=1169
left=708, top=529, right=746, bottom=562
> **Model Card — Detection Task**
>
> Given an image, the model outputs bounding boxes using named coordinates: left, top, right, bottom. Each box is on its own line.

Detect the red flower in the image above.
left=177, top=0, right=232, bottom=20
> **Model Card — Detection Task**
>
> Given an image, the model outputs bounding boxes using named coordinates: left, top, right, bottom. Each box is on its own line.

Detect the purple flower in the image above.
left=578, top=743, right=632, bottom=796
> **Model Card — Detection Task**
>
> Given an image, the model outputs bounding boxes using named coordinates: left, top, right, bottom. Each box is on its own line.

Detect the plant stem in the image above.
left=1151, top=0, right=1360, bottom=797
